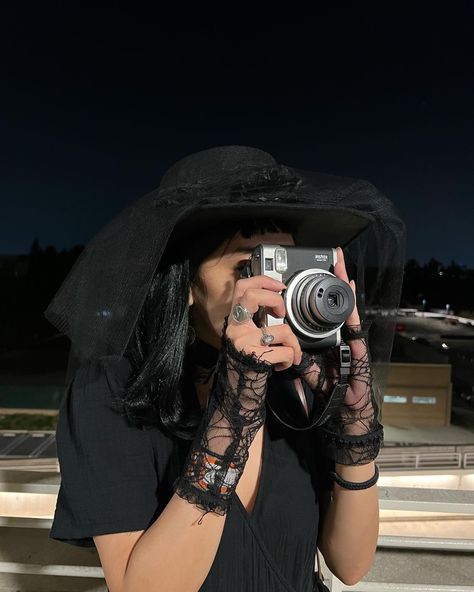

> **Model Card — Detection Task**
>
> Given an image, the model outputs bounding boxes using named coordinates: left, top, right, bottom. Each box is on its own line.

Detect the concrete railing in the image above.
left=1, top=468, right=473, bottom=591
left=320, top=485, right=474, bottom=591
left=378, top=451, right=474, bottom=470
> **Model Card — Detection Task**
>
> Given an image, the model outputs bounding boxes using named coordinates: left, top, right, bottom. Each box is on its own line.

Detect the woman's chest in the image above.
left=234, top=423, right=265, bottom=514
left=153, top=418, right=318, bottom=527
left=213, top=424, right=320, bottom=591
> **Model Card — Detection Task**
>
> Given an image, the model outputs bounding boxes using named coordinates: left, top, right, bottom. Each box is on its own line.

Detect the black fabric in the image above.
left=50, top=354, right=330, bottom=592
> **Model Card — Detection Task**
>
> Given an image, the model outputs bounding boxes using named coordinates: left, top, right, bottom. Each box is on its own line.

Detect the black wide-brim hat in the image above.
left=44, top=145, right=406, bottom=372
left=160, top=146, right=376, bottom=248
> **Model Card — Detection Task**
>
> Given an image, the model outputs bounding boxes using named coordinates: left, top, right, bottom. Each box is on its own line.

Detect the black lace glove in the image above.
left=290, top=322, right=384, bottom=465
left=174, top=336, right=273, bottom=519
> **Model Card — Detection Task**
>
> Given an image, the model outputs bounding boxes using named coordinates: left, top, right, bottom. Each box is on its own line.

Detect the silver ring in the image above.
left=231, top=303, right=253, bottom=324
left=260, top=326, right=275, bottom=346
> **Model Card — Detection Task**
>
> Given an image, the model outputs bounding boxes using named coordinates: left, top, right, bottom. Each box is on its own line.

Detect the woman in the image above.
left=46, top=146, right=405, bottom=591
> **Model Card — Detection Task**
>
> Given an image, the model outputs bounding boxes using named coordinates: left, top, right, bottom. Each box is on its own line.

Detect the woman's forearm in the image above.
left=318, top=461, right=379, bottom=586
left=122, top=328, right=290, bottom=592
left=123, top=493, right=226, bottom=592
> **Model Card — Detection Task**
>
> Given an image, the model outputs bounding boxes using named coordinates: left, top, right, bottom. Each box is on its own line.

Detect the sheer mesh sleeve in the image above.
left=173, top=336, right=273, bottom=519
left=291, top=322, right=383, bottom=465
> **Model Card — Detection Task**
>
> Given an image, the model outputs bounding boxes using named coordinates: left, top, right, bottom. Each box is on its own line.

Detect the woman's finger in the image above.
left=333, top=247, right=360, bottom=325
left=334, top=246, right=350, bottom=283
left=227, top=275, right=286, bottom=328
left=238, top=288, right=286, bottom=320
left=232, top=275, right=285, bottom=302
left=262, top=323, right=302, bottom=365
left=345, top=279, right=361, bottom=325
left=259, top=345, right=296, bottom=370
left=232, top=323, right=302, bottom=366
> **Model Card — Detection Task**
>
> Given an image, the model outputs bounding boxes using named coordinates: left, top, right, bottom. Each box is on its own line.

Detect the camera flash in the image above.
left=275, top=248, right=288, bottom=273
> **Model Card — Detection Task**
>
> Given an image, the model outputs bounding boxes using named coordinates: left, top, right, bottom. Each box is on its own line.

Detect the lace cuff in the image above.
left=174, top=336, right=273, bottom=519
left=316, top=423, right=384, bottom=465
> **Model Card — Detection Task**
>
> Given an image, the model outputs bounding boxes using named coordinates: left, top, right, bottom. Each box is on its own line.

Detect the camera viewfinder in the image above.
left=275, top=248, right=288, bottom=273
left=265, top=258, right=274, bottom=271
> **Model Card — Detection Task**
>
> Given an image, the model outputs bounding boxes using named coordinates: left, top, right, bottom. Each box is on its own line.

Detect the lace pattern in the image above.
left=292, top=322, right=384, bottom=465
left=174, top=336, right=273, bottom=519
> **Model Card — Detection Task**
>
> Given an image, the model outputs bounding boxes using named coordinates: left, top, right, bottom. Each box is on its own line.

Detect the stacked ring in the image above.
left=260, top=326, right=275, bottom=346
left=231, top=303, right=253, bottom=324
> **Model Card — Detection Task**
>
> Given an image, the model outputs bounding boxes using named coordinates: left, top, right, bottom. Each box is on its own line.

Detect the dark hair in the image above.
left=121, top=216, right=294, bottom=439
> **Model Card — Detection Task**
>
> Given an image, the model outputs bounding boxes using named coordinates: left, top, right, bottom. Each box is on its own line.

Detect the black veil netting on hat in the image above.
left=44, top=145, right=406, bottom=400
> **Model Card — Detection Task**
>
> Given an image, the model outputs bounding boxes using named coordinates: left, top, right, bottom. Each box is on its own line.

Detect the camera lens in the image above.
left=287, top=272, right=355, bottom=336
left=327, top=293, right=339, bottom=307
left=309, top=279, right=353, bottom=324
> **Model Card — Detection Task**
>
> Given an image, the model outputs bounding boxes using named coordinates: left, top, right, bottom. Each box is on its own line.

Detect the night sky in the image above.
left=2, top=5, right=473, bottom=266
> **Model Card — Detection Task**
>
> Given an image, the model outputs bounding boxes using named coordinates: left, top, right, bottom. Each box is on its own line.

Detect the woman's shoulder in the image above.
left=59, top=355, right=133, bottom=433
left=51, top=354, right=184, bottom=547
left=70, top=354, right=132, bottom=404
left=56, top=354, right=178, bottom=457
left=51, top=355, right=164, bottom=547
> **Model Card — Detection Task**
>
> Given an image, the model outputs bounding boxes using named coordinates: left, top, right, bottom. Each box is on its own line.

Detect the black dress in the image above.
left=50, top=354, right=332, bottom=592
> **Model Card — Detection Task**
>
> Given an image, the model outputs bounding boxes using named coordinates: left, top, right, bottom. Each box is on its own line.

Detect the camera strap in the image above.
left=266, top=341, right=352, bottom=431
left=310, top=341, right=351, bottom=427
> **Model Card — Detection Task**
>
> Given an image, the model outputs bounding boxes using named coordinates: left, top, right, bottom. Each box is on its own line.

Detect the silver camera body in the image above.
left=247, top=244, right=355, bottom=351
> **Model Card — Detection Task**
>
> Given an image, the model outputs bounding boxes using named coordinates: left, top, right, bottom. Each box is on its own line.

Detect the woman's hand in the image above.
left=292, top=247, right=382, bottom=464
left=225, top=275, right=303, bottom=371
left=295, top=247, right=371, bottom=414
left=334, top=246, right=359, bottom=326
left=175, top=278, right=299, bottom=517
